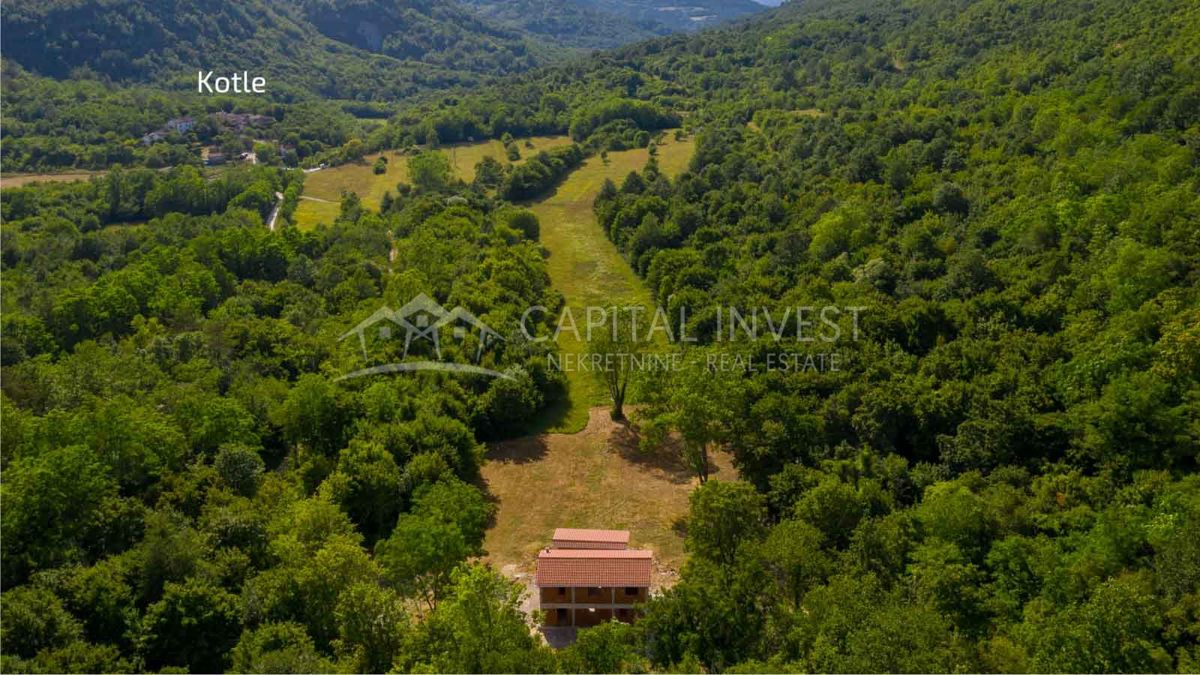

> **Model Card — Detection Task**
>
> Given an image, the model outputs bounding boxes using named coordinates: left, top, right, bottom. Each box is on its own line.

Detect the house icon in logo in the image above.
left=338, top=293, right=504, bottom=364
left=435, top=305, right=506, bottom=362
left=396, top=293, right=451, bottom=359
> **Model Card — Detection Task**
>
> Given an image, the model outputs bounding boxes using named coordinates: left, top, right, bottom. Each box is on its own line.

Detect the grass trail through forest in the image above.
left=525, top=136, right=695, bottom=432
left=296, top=134, right=695, bottom=431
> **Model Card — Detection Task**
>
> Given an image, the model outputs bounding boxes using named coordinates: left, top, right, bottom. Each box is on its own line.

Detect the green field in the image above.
left=528, top=136, right=695, bottom=432
left=292, top=151, right=411, bottom=229
left=446, top=135, right=575, bottom=182
left=293, top=136, right=577, bottom=229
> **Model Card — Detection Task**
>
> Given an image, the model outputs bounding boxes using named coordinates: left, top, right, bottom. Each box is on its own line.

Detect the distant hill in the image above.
left=0, top=0, right=556, bottom=100
left=461, top=0, right=767, bottom=48
left=295, top=0, right=553, bottom=69
left=1, top=0, right=766, bottom=99
left=459, top=0, right=669, bottom=49
left=576, top=0, right=766, bottom=33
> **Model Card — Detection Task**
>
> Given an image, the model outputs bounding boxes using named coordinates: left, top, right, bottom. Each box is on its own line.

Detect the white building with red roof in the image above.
left=535, top=529, right=651, bottom=627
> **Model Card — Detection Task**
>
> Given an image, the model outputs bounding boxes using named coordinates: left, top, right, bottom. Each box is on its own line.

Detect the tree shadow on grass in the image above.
left=671, top=514, right=689, bottom=539
left=518, top=393, right=575, bottom=437
left=485, top=434, right=550, bottom=465
left=608, top=418, right=695, bottom=485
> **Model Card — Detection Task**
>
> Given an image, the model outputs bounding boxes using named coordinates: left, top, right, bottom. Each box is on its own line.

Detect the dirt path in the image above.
left=266, top=191, right=284, bottom=231
left=527, top=136, right=695, bottom=433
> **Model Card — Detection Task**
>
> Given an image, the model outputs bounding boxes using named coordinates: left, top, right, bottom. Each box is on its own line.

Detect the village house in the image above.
left=140, top=130, right=168, bottom=145
left=164, top=116, right=196, bottom=133
left=215, top=111, right=274, bottom=131
left=535, top=529, right=652, bottom=628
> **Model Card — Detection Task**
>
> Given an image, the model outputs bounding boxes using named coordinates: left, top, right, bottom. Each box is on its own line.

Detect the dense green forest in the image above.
left=2, top=0, right=1199, bottom=672
left=1, top=163, right=568, bottom=671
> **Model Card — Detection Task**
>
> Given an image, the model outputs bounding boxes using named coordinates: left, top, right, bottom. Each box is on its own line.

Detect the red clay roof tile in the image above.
left=552, top=528, right=631, bottom=545
left=535, top=548, right=652, bottom=587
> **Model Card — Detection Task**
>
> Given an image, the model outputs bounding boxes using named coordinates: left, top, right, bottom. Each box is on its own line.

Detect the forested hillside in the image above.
left=460, top=0, right=669, bottom=49
left=0, top=0, right=759, bottom=174
left=0, top=0, right=552, bottom=100
left=400, top=0, right=1197, bottom=669
left=573, top=0, right=764, bottom=32
left=1, top=0, right=1198, bottom=672
left=0, top=163, right=568, bottom=671
left=0, top=0, right=549, bottom=174
left=573, top=0, right=1198, bottom=669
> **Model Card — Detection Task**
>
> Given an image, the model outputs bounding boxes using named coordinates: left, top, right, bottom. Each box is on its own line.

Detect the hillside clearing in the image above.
left=293, top=151, right=411, bottom=229
left=481, top=407, right=735, bottom=588
left=446, top=135, right=575, bottom=182
left=527, top=135, right=695, bottom=433
left=293, top=136, right=577, bottom=229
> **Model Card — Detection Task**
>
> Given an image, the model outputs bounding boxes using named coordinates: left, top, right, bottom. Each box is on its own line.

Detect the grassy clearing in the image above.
left=477, top=137, right=707, bottom=584
left=527, top=135, right=695, bottom=433
left=293, top=151, right=410, bottom=229
left=481, top=407, right=735, bottom=587
left=446, top=135, right=575, bottom=183
left=1, top=172, right=101, bottom=188
left=293, top=136, right=574, bottom=229
left=292, top=133, right=696, bottom=434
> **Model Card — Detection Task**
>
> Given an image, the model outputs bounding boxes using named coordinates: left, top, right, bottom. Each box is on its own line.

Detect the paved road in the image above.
left=267, top=191, right=284, bottom=231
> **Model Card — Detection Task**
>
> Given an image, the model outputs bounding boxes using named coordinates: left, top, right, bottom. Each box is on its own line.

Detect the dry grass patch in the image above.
left=293, top=136, right=576, bottom=229
left=0, top=172, right=102, bottom=189
left=481, top=407, right=735, bottom=588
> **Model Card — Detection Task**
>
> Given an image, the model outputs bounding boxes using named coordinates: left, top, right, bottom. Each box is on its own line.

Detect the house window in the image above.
left=556, top=608, right=567, bottom=622
left=624, top=587, right=639, bottom=596
left=557, top=587, right=566, bottom=596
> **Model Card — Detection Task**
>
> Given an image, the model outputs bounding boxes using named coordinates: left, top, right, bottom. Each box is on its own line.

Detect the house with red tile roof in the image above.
left=535, top=529, right=651, bottom=627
